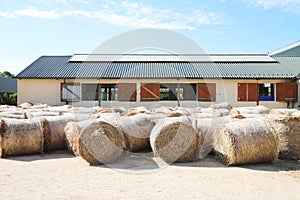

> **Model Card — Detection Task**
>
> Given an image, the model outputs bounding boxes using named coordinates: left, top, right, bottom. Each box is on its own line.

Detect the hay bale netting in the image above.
left=264, top=114, right=300, bottom=160
left=209, top=102, right=232, bottom=110
left=213, top=119, right=279, bottom=166
left=41, top=115, right=79, bottom=152
left=0, top=118, right=44, bottom=157
left=78, top=119, right=127, bottom=165
left=229, top=106, right=270, bottom=116
left=64, top=119, right=97, bottom=156
left=116, top=114, right=155, bottom=152
left=150, top=117, right=201, bottom=163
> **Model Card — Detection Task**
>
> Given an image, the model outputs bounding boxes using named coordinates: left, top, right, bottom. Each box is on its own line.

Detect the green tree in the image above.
left=0, top=70, right=17, bottom=105
left=0, top=71, right=14, bottom=78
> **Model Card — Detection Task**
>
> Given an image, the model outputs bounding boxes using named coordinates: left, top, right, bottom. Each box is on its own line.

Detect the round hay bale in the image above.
left=269, top=109, right=298, bottom=116
left=150, top=118, right=200, bottom=163
left=127, top=110, right=138, bottom=116
left=209, top=102, right=232, bottom=110
left=112, top=107, right=127, bottom=115
left=264, top=114, right=300, bottom=160
left=192, top=117, right=229, bottom=158
left=229, top=107, right=259, bottom=115
left=152, top=106, right=174, bottom=115
left=116, top=114, right=155, bottom=152
left=41, top=115, right=78, bottom=152
left=78, top=120, right=127, bottom=165
left=255, top=105, right=270, bottom=114
left=213, top=119, right=279, bottom=166
left=64, top=119, right=96, bottom=156
left=19, top=102, right=33, bottom=108
left=0, top=118, right=44, bottom=157
left=167, top=111, right=182, bottom=117
left=25, top=111, right=61, bottom=119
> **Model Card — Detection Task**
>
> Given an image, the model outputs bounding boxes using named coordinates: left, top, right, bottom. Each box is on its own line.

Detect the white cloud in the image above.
left=245, top=0, right=300, bottom=13
left=14, top=7, right=62, bottom=19
left=0, top=1, right=223, bottom=30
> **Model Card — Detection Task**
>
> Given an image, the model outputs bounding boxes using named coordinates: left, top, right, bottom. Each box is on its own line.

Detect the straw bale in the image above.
left=150, top=118, right=200, bottom=163
left=264, top=114, right=300, bottom=160
left=209, top=102, right=232, bottom=110
left=192, top=117, right=229, bottom=158
left=0, top=118, right=44, bottom=157
left=64, top=119, right=96, bottom=156
left=116, top=114, right=155, bottom=152
left=269, top=109, right=298, bottom=116
left=213, top=119, right=279, bottom=166
left=78, top=119, right=127, bottom=165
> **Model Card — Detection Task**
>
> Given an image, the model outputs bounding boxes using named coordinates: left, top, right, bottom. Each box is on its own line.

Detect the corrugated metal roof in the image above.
left=269, top=41, right=300, bottom=56
left=16, top=55, right=300, bottom=79
left=69, top=54, right=278, bottom=63
left=0, top=76, right=17, bottom=93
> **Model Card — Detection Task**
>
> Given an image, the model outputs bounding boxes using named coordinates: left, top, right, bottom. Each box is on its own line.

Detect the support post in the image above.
left=177, top=79, right=180, bottom=107
left=97, top=83, right=101, bottom=107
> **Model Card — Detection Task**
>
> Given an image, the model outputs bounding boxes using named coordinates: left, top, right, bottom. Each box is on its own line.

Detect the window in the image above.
left=160, top=83, right=196, bottom=101
left=101, top=84, right=118, bottom=101
left=81, top=84, right=118, bottom=101
left=198, top=83, right=216, bottom=102
left=82, top=84, right=98, bottom=101
left=237, top=83, right=258, bottom=102
left=259, top=83, right=274, bottom=101
left=61, top=83, right=81, bottom=102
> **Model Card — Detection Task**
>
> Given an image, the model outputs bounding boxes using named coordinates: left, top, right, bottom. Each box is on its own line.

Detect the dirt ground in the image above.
left=0, top=151, right=299, bottom=200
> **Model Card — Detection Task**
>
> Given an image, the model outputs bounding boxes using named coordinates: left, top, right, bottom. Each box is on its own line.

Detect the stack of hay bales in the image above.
left=213, top=119, right=279, bottom=166
left=74, top=113, right=155, bottom=165
left=264, top=113, right=300, bottom=160
left=150, top=117, right=202, bottom=163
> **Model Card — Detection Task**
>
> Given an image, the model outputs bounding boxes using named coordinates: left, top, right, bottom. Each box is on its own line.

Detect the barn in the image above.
left=16, top=41, right=300, bottom=109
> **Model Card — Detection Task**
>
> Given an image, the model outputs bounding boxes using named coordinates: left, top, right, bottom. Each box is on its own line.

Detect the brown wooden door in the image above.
left=198, top=83, right=216, bottom=102
left=141, top=83, right=160, bottom=102
left=247, top=83, right=258, bottom=102
left=237, top=83, right=247, bottom=101
left=118, top=83, right=137, bottom=102
left=276, top=82, right=298, bottom=101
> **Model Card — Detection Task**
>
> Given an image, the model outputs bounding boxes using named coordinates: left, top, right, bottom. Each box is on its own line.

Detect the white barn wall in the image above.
left=18, top=78, right=292, bottom=109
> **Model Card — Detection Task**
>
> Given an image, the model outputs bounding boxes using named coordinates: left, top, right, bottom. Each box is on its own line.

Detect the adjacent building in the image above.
left=16, top=41, right=300, bottom=108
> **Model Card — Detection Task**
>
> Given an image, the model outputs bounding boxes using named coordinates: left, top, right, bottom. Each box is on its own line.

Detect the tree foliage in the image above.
left=0, top=71, right=14, bottom=78
left=0, top=71, right=17, bottom=105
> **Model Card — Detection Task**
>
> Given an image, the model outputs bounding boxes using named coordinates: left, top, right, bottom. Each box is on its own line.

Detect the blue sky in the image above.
left=0, top=0, right=300, bottom=74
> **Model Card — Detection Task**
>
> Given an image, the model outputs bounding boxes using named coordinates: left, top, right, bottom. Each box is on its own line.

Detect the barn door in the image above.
left=117, top=83, right=137, bottom=101
left=141, top=83, right=160, bottom=101
left=276, top=82, right=298, bottom=101
left=237, top=83, right=258, bottom=102
left=198, top=83, right=216, bottom=102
